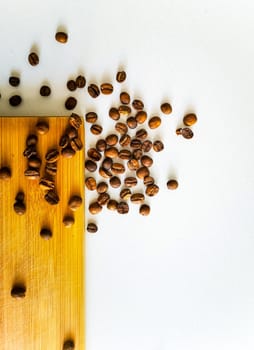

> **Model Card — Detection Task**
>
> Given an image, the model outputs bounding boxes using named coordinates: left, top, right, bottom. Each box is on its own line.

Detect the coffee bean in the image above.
left=135, top=129, right=148, bottom=140
left=9, top=95, right=22, bottom=107
left=127, top=158, right=140, bottom=171
left=40, top=85, right=51, bottom=96
left=135, top=111, right=147, bottom=124
left=63, top=215, right=75, bottom=227
left=97, top=182, right=108, bottom=193
left=176, top=128, right=183, bottom=135
left=107, top=199, right=118, bottom=211
left=39, top=178, right=55, bottom=191
left=148, top=116, right=161, bottom=129
left=96, top=139, right=107, bottom=152
left=70, top=137, right=83, bottom=151
left=145, top=184, right=159, bottom=196
left=28, top=52, right=39, bottom=66
left=26, top=134, right=38, bottom=146
left=118, top=149, right=132, bottom=160
left=111, top=162, right=125, bottom=175
left=68, top=195, right=82, bottom=210
left=99, top=167, right=112, bottom=178
left=130, top=139, right=142, bottom=149
left=132, top=99, right=144, bottom=110
left=182, top=127, right=194, bottom=139
left=46, top=149, right=60, bottom=163
left=13, top=201, right=26, bottom=215
left=102, top=157, right=113, bottom=170
left=67, top=79, right=77, bottom=91
left=11, top=284, right=26, bottom=298
left=160, top=102, right=172, bottom=114
left=85, top=159, right=97, bottom=172
left=126, top=117, right=137, bottom=129
left=119, top=105, right=131, bottom=117
left=88, top=83, right=100, bottom=98
left=104, top=147, right=118, bottom=159
left=132, top=149, right=143, bottom=160
left=15, top=191, right=24, bottom=202
left=120, top=188, right=132, bottom=200
left=119, top=134, right=131, bottom=147
left=109, top=107, right=120, bottom=120
left=69, top=113, right=82, bottom=129
left=115, top=122, right=128, bottom=135
left=66, top=127, right=78, bottom=140
left=105, top=134, right=118, bottom=146
left=139, top=204, right=150, bottom=216
left=55, top=31, right=68, bottom=43
left=124, top=177, right=137, bottom=188
left=36, top=120, right=49, bottom=134
left=167, top=179, right=178, bottom=190
left=40, top=228, right=52, bottom=240
left=98, top=192, right=110, bottom=206
left=76, top=75, right=86, bottom=88
left=130, top=193, right=144, bottom=204
left=45, top=190, right=59, bottom=205
left=142, top=140, right=152, bottom=152
left=23, top=146, right=37, bottom=158
left=136, top=166, right=149, bottom=179
left=28, top=156, right=41, bottom=168
left=85, top=112, right=98, bottom=123
left=116, top=71, right=126, bottom=83
left=45, top=162, right=57, bottom=175
left=109, top=176, right=121, bottom=188
left=143, top=176, right=154, bottom=186
left=85, top=177, right=96, bottom=191
left=120, top=92, right=130, bottom=104
left=63, top=340, right=75, bottom=350
left=65, top=97, right=77, bottom=110
left=87, top=148, right=101, bottom=161
left=90, top=124, right=103, bottom=135
left=153, top=140, right=164, bottom=152
left=183, top=113, right=197, bottom=126
left=9, top=76, right=20, bottom=87
left=87, top=223, right=98, bottom=233
left=89, top=201, right=103, bottom=214
left=24, top=168, right=40, bottom=180
left=141, top=155, right=153, bottom=167
left=117, top=201, right=129, bottom=214
left=100, top=83, right=113, bottom=94
left=0, top=166, right=11, bottom=180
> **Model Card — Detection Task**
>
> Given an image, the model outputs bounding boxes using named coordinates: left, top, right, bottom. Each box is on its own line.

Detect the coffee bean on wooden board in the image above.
left=11, top=284, right=26, bottom=298
left=0, top=166, right=11, bottom=180
left=40, top=228, right=52, bottom=240
left=44, top=190, right=59, bottom=205
left=63, top=340, right=75, bottom=350
left=68, top=195, right=82, bottom=210
left=36, top=120, right=49, bottom=134
left=63, top=215, right=75, bottom=227
left=69, top=113, right=82, bottom=129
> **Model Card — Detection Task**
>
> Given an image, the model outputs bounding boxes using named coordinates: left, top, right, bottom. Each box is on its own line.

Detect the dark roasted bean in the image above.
left=23, top=146, right=37, bottom=158
left=68, top=195, right=82, bottom=210
left=9, top=76, right=20, bottom=87
left=85, top=112, right=98, bottom=123
left=24, top=168, right=40, bottom=180
left=167, top=179, right=178, bottom=190
left=15, top=191, right=24, bottom=202
left=28, top=156, right=41, bottom=168
left=88, top=83, right=100, bottom=98
left=46, top=149, right=60, bottom=163
left=39, top=178, right=55, bottom=191
left=136, top=166, right=149, bottom=179
left=59, top=134, right=69, bottom=148
left=40, top=85, right=51, bottom=96
left=182, top=127, right=194, bottom=139
left=0, top=166, right=11, bottom=180
left=143, top=176, right=154, bottom=186
left=118, top=149, right=132, bottom=160
left=87, top=148, right=101, bottom=161
left=40, top=228, right=52, bottom=240
left=126, top=116, right=137, bottom=129
left=109, top=176, right=121, bottom=188
left=65, top=97, right=77, bottom=110
left=135, top=128, right=148, bottom=140
left=36, top=120, right=49, bottom=134
left=132, top=149, right=143, bottom=160
left=67, top=79, right=77, bottom=91
left=66, top=126, right=78, bottom=139
left=130, top=139, right=142, bottom=149
left=63, top=339, right=75, bottom=350
left=90, top=124, right=103, bottom=135
left=99, top=167, right=112, bottom=178
left=119, top=105, right=131, bottom=117
left=117, top=201, right=129, bottom=214
left=69, top=113, right=82, bottom=129
left=97, top=192, right=110, bottom=205
left=61, top=147, right=76, bottom=158
left=89, top=201, right=103, bottom=214
left=132, top=99, right=144, bottom=110
left=119, top=134, right=131, bottom=147
left=63, top=215, right=75, bottom=227
left=11, top=284, right=26, bottom=298
left=13, top=201, right=26, bottom=215
left=139, top=204, right=150, bottom=216
left=70, top=137, right=83, bottom=151
left=120, top=188, right=131, bottom=200
left=76, top=75, right=86, bottom=88
left=9, top=95, right=22, bottom=106
left=85, top=159, right=97, bottom=172
left=45, top=162, right=57, bottom=175
left=153, top=140, right=164, bottom=152
left=26, top=134, right=38, bottom=146
left=96, top=139, right=107, bottom=152
left=87, top=223, right=98, bottom=233
left=102, top=157, right=113, bottom=170
left=120, top=91, right=130, bottom=104
left=111, top=162, right=125, bottom=175
left=28, top=52, right=39, bottom=66
left=141, top=155, right=153, bottom=167
left=96, top=182, right=108, bottom=194
left=45, top=190, right=59, bottom=205
left=142, top=140, right=152, bottom=152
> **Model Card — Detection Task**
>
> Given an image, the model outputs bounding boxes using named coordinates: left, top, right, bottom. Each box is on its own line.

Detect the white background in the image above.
left=1, top=0, right=254, bottom=349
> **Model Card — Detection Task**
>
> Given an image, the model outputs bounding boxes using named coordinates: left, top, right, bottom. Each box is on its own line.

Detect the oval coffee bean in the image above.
left=9, top=95, right=22, bottom=107
left=105, top=134, right=118, bottom=146
left=127, top=158, right=139, bottom=171
left=90, top=124, right=103, bottom=135
left=153, top=140, right=164, bottom=152
left=23, top=146, right=37, bottom=158
left=67, top=79, right=77, bottom=91
left=183, top=113, right=197, bottom=126
left=69, top=113, right=82, bottom=129
left=15, top=191, right=25, bottom=202
left=28, top=52, right=39, bottom=66
left=63, top=215, right=75, bottom=228
left=28, top=156, right=41, bottom=168
left=182, top=127, right=194, bottom=139
left=40, top=228, right=52, bottom=240
left=135, top=111, right=147, bottom=124
left=119, top=105, right=131, bottom=117
left=26, top=134, right=38, bottom=146
left=104, top=147, right=118, bottom=159
left=99, top=167, right=112, bottom=178
left=55, top=31, right=68, bottom=43
left=109, top=176, right=121, bottom=188
left=39, top=178, right=55, bottom=191
left=11, top=284, right=26, bottom=298
left=132, top=149, right=143, bottom=160
left=45, top=190, right=59, bottom=205
left=61, top=147, right=76, bottom=158
left=120, top=92, right=130, bottom=104
left=85, top=159, right=97, bottom=172
left=141, top=155, right=153, bottom=167
left=97, top=182, right=108, bottom=194
left=70, top=137, right=83, bottom=151
left=119, top=134, right=131, bottom=147
left=85, top=112, right=98, bottom=123
left=102, top=157, right=113, bottom=170
left=124, top=177, right=137, bottom=188
left=0, top=166, right=11, bottom=180
left=89, top=201, right=103, bottom=215
left=160, top=102, right=172, bottom=114
left=120, top=188, right=131, bottom=200
left=65, top=97, right=77, bottom=110
left=36, top=120, right=49, bottom=134
left=142, top=140, right=152, bottom=152
left=135, top=128, right=148, bottom=140
left=148, top=116, right=161, bottom=129
left=116, top=70, right=126, bottom=83
left=167, top=179, right=178, bottom=190
left=76, top=75, right=86, bottom=88
left=130, top=139, right=142, bottom=149
left=96, top=139, right=107, bottom=152
left=143, top=176, right=155, bottom=186
left=45, top=162, right=57, bottom=175
left=85, top=177, right=96, bottom=191
left=130, top=193, right=145, bottom=204
left=109, top=107, right=120, bottom=120
left=87, top=148, right=101, bottom=161
left=118, top=149, right=132, bottom=160
left=97, top=192, right=110, bottom=206
left=88, top=83, right=100, bottom=98
left=111, top=162, right=125, bottom=175
left=126, top=117, right=137, bottom=129
left=87, top=223, right=98, bottom=233
left=63, top=339, right=75, bottom=350
left=132, top=99, right=144, bottom=110
left=40, top=85, right=51, bottom=96
left=145, top=184, right=159, bottom=196
left=68, top=195, right=82, bottom=210
left=46, top=149, right=60, bottom=163
left=24, top=168, right=40, bottom=180
left=117, top=201, right=129, bottom=214
left=136, top=166, right=149, bottom=179
left=100, top=83, right=113, bottom=95
left=13, top=202, right=26, bottom=215
left=9, top=76, right=20, bottom=87
left=139, top=204, right=150, bottom=216
left=115, top=122, right=128, bottom=135
left=107, top=199, right=118, bottom=211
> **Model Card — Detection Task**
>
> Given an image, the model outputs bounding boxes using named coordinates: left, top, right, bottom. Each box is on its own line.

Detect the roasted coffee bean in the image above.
left=63, top=339, right=75, bottom=350
left=85, top=159, right=97, bottom=172
left=9, top=76, right=20, bottom=87
left=124, top=177, right=137, bottom=188
left=85, top=112, right=98, bottom=123
left=76, top=75, right=86, bottom=88
left=85, top=177, right=96, bottom=191
left=99, top=167, right=112, bottom=178
left=26, top=134, right=38, bottom=146
left=143, top=176, right=154, bottom=186
left=160, top=102, right=172, bottom=114
left=39, top=178, right=55, bottom=191
left=87, top=223, right=98, bottom=233
left=67, top=79, right=77, bottom=91
left=127, top=158, right=139, bottom=171
left=90, top=124, right=103, bottom=135
left=115, top=122, right=128, bottom=135
left=145, top=184, right=159, bottom=196
left=109, top=176, right=121, bottom=188
left=15, top=191, right=24, bottom=202
left=28, top=156, right=41, bottom=168
left=120, top=92, right=130, bottom=104
left=105, top=134, right=118, bottom=146
left=89, top=201, right=103, bottom=214
left=0, top=166, right=11, bottom=179
left=28, top=52, right=39, bottom=66
left=9, top=95, right=22, bottom=106
left=153, top=140, right=164, bottom=152
left=117, top=201, right=129, bottom=214
left=141, top=155, right=153, bottom=167
left=88, top=83, right=100, bottom=98
left=65, top=97, right=77, bottom=110
left=45, top=162, right=57, bottom=175
left=11, top=284, right=26, bottom=298
left=55, top=31, right=68, bottom=43
left=182, top=127, right=194, bottom=139
left=69, top=113, right=82, bottom=129
left=87, top=148, right=101, bottom=161
left=111, top=162, right=125, bottom=175
left=107, top=199, right=118, bottom=211
left=63, top=215, right=75, bottom=227
left=120, top=188, right=131, bottom=200
left=142, top=140, right=152, bottom=152
left=45, top=190, right=59, bottom=205
left=132, top=99, right=144, bottom=110
left=126, top=117, right=137, bottom=129
left=167, top=179, right=178, bottom=190
left=23, top=146, right=37, bottom=158
left=104, top=147, right=118, bottom=159
left=119, top=134, right=131, bottom=147
left=40, top=85, right=51, bottom=96
left=148, top=116, right=161, bottom=129
left=70, top=137, right=83, bottom=151
left=40, top=228, right=52, bottom=240
left=36, top=120, right=49, bottom=134
left=96, top=139, right=107, bottom=152
left=118, top=149, right=132, bottom=160
left=24, top=168, right=40, bottom=180
left=46, top=149, right=60, bottom=163
left=183, top=113, right=197, bottom=126
left=116, top=70, right=126, bottom=83
left=119, top=105, right=131, bottom=117
left=135, top=128, right=148, bottom=140
left=139, top=204, right=150, bottom=216
left=102, top=157, right=113, bottom=170
left=132, top=149, right=143, bottom=160
left=97, top=192, right=110, bottom=205
left=109, top=107, right=120, bottom=120
left=68, top=195, right=82, bottom=210
left=100, top=83, right=113, bottom=94
left=136, top=166, right=149, bottom=179
left=13, top=201, right=26, bottom=215
left=135, top=111, right=147, bottom=124
left=66, top=126, right=78, bottom=139
left=130, top=193, right=144, bottom=204
left=97, top=182, right=108, bottom=193
left=130, top=139, right=142, bottom=149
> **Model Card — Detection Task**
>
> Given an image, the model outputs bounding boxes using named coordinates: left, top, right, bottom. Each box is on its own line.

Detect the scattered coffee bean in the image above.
left=90, top=124, right=103, bottom=135
left=85, top=177, right=97, bottom=191
left=45, top=162, right=57, bottom=175
left=69, top=113, right=82, bottom=129
left=67, top=79, right=77, bottom=91
left=63, top=339, right=75, bottom=350
left=132, top=99, right=144, bottom=110
left=66, top=126, right=78, bottom=139
left=104, top=147, right=118, bottom=159
left=109, top=107, right=120, bottom=120
left=119, top=133, right=131, bottom=147
left=100, top=83, right=113, bottom=94
left=85, top=112, right=98, bottom=123
left=23, top=146, right=37, bottom=158
left=68, top=195, right=82, bottom=211
left=88, top=83, right=100, bottom=98
left=11, top=284, right=26, bottom=298
left=63, top=215, right=75, bottom=227
left=97, top=182, right=108, bottom=194
left=40, top=85, right=51, bottom=96
left=142, top=140, right=153, bottom=152
left=124, top=176, right=137, bottom=188
left=160, top=102, right=172, bottom=114
left=183, top=113, right=197, bottom=126
left=97, top=192, right=110, bottom=206
left=36, top=120, right=49, bottom=135
left=76, top=75, right=86, bottom=88
left=115, top=122, right=128, bottom=135
left=132, top=149, right=143, bottom=160
left=167, top=179, right=178, bottom=190
left=107, top=199, right=118, bottom=211
left=96, top=139, right=107, bottom=152
left=15, top=191, right=25, bottom=202
left=139, top=204, right=150, bottom=216
left=148, top=116, right=161, bottom=129
left=85, top=159, right=97, bottom=172
left=136, top=166, right=149, bottom=179
left=13, top=201, right=26, bottom=215
left=28, top=52, right=39, bottom=66
left=143, top=176, right=154, bottom=186
left=26, top=134, right=38, bottom=147
left=65, top=97, right=77, bottom=110
left=117, top=201, right=129, bottom=214
left=130, top=193, right=145, bottom=204
left=116, top=71, right=126, bottom=83
left=98, top=167, right=112, bottom=178
left=55, top=31, right=68, bottom=43
left=135, top=129, right=148, bottom=140
left=89, top=201, right=103, bottom=214
left=126, top=116, right=137, bottom=129
left=118, top=149, right=132, bottom=160
left=109, top=176, right=121, bottom=188
left=120, top=92, right=130, bottom=104
left=9, top=76, right=20, bottom=87
left=111, top=162, right=125, bottom=175
left=119, top=105, right=131, bottom=117
left=39, top=178, right=55, bottom=191
left=145, top=184, right=159, bottom=196
left=87, top=223, right=98, bottom=233
left=0, top=166, right=11, bottom=180
left=130, top=139, right=142, bottom=149
left=46, top=149, right=60, bottom=163
left=135, top=111, right=147, bottom=124
left=105, top=134, right=118, bottom=146
left=40, top=228, right=52, bottom=240
left=70, top=137, right=83, bottom=151
left=127, top=158, right=140, bottom=171
left=28, top=156, right=42, bottom=168
left=24, top=168, right=40, bottom=180
left=9, top=95, right=22, bottom=106
left=141, top=155, right=153, bottom=167
left=102, top=157, right=113, bottom=170
left=182, top=127, right=194, bottom=139
left=87, top=148, right=101, bottom=161
left=120, top=188, right=132, bottom=200
left=153, top=140, right=164, bottom=152
left=45, top=190, right=59, bottom=205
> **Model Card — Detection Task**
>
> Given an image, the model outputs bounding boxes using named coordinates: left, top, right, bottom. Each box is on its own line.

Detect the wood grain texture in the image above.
left=0, top=117, right=84, bottom=350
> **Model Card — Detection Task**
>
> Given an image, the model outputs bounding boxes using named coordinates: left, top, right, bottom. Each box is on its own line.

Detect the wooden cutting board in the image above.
left=0, top=117, right=85, bottom=349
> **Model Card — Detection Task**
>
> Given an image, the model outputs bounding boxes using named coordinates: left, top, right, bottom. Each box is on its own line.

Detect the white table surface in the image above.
left=1, top=1, right=254, bottom=349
